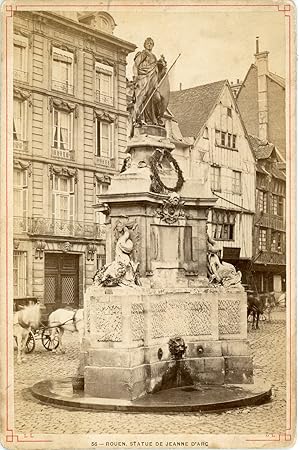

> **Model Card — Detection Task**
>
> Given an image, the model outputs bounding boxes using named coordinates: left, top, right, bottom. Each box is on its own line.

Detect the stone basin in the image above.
left=30, top=377, right=272, bottom=413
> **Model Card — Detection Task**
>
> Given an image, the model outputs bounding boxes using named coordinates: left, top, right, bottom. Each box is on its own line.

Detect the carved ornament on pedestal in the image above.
left=155, top=192, right=186, bottom=224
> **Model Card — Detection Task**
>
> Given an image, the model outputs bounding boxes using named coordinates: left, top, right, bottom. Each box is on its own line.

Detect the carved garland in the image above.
left=149, top=149, right=184, bottom=193
left=93, top=109, right=116, bottom=123
left=14, top=88, right=32, bottom=105
left=14, top=160, right=32, bottom=177
left=94, top=173, right=111, bottom=186
left=48, top=164, right=78, bottom=183
left=49, top=97, right=79, bottom=117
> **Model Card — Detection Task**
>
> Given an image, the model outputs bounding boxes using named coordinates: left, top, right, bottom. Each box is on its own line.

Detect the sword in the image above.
left=136, top=53, right=181, bottom=122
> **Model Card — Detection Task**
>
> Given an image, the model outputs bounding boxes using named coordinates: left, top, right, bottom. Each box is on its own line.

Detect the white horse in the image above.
left=13, top=303, right=41, bottom=364
left=48, top=308, right=84, bottom=354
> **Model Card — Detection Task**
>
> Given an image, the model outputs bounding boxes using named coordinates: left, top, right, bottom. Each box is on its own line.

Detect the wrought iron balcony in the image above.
left=14, top=216, right=106, bottom=240
left=14, top=216, right=28, bottom=233
left=95, top=90, right=113, bottom=105
left=52, top=80, right=74, bottom=95
left=14, top=69, right=28, bottom=83
left=14, top=140, right=28, bottom=152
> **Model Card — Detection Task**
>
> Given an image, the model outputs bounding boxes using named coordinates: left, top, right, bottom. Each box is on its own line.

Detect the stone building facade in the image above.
left=233, top=40, right=286, bottom=295
left=13, top=11, right=135, bottom=312
left=236, top=39, right=286, bottom=160
left=168, top=80, right=256, bottom=273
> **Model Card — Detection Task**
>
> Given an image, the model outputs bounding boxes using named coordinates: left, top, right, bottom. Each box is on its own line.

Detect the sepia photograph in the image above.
left=0, top=0, right=296, bottom=448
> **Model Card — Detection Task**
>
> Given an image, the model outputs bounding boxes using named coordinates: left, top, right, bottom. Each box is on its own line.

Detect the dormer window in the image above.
left=52, top=47, right=74, bottom=95
left=95, top=62, right=114, bottom=106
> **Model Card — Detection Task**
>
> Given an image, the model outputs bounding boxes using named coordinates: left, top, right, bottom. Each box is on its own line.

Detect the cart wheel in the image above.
left=41, top=328, right=59, bottom=351
left=25, top=331, right=35, bottom=354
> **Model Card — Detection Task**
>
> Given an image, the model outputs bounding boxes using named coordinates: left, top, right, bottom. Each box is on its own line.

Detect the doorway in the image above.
left=44, top=253, right=79, bottom=313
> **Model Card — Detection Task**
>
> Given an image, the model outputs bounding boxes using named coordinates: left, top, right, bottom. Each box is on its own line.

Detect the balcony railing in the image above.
left=255, top=213, right=285, bottom=231
left=95, top=90, right=113, bottom=105
left=52, top=80, right=74, bottom=95
left=52, top=147, right=74, bottom=160
left=14, top=69, right=28, bottom=83
left=14, top=140, right=28, bottom=152
left=95, top=156, right=115, bottom=168
left=14, top=216, right=28, bottom=233
left=14, top=216, right=106, bottom=240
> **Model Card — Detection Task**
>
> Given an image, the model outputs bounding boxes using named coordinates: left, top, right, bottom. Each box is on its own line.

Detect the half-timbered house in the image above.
left=168, top=80, right=256, bottom=274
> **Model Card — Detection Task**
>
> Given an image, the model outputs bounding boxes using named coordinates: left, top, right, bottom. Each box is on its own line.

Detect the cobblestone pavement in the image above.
left=13, top=321, right=286, bottom=435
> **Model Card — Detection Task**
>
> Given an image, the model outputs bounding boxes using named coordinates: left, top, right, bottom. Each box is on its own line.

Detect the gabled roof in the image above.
left=248, top=135, right=286, bottom=180
left=248, top=134, right=277, bottom=160
left=271, top=164, right=286, bottom=181
left=169, top=80, right=226, bottom=138
left=268, top=71, right=285, bottom=88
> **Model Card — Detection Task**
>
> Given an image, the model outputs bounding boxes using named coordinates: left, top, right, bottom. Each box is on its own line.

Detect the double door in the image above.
left=44, top=253, right=79, bottom=314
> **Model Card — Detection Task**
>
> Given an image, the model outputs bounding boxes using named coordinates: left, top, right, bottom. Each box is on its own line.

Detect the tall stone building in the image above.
left=13, top=11, right=135, bottom=312
left=233, top=39, right=286, bottom=296
left=236, top=38, right=286, bottom=160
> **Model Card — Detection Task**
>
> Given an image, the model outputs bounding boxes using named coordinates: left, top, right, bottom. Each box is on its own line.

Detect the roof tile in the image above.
left=169, top=80, right=226, bottom=137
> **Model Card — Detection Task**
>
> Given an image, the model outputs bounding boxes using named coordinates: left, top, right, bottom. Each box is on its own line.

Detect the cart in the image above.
left=24, top=324, right=60, bottom=353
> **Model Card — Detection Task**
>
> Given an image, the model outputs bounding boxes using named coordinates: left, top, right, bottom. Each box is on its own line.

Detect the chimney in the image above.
left=254, top=37, right=269, bottom=141
left=179, top=82, right=182, bottom=91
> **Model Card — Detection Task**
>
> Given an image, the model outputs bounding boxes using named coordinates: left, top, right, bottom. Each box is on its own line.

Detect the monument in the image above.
left=79, top=37, right=254, bottom=402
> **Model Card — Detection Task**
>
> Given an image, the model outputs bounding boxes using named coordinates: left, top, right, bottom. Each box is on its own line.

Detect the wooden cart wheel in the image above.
left=41, top=328, right=59, bottom=351
left=25, top=331, right=35, bottom=354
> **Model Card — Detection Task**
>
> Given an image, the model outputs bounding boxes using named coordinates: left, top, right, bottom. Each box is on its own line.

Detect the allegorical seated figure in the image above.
left=132, top=37, right=170, bottom=127
left=207, top=234, right=242, bottom=288
left=93, top=223, right=140, bottom=287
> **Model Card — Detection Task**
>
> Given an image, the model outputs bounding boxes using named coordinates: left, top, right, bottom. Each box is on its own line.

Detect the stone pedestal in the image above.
left=80, top=126, right=253, bottom=401
left=81, top=285, right=252, bottom=401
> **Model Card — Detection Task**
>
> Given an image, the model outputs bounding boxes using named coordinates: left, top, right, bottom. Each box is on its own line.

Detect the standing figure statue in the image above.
left=207, top=234, right=242, bottom=288
left=132, top=37, right=170, bottom=126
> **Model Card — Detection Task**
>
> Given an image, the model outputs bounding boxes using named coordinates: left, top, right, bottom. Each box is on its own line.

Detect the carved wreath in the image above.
left=149, top=149, right=184, bottom=193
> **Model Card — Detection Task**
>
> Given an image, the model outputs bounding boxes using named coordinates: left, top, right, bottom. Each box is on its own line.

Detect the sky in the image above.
left=108, top=7, right=286, bottom=91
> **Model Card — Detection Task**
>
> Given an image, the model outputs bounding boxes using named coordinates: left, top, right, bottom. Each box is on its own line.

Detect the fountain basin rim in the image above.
left=30, top=378, right=272, bottom=413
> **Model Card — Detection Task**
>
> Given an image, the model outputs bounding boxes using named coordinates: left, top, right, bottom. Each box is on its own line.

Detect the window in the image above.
left=13, top=169, right=28, bottom=230
left=257, top=189, right=267, bottom=213
left=13, top=251, right=27, bottom=297
left=232, top=135, right=237, bottom=149
left=259, top=228, right=267, bottom=251
left=271, top=232, right=283, bottom=253
left=95, top=120, right=114, bottom=159
left=95, top=62, right=114, bottom=105
left=227, top=107, right=232, bottom=118
left=52, top=175, right=75, bottom=222
left=95, top=179, right=109, bottom=202
left=95, top=211, right=106, bottom=225
left=221, top=132, right=226, bottom=146
left=232, top=170, right=242, bottom=194
left=14, top=35, right=28, bottom=82
left=52, top=47, right=74, bottom=94
left=271, top=194, right=283, bottom=216
left=217, top=130, right=237, bottom=150
left=203, top=127, right=209, bottom=139
left=13, top=98, right=27, bottom=143
left=211, top=166, right=221, bottom=192
left=227, top=133, right=232, bottom=148
left=52, top=109, right=73, bottom=155
left=212, top=209, right=235, bottom=240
